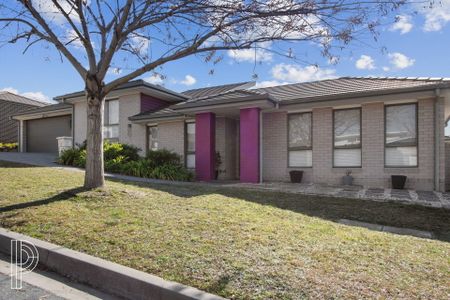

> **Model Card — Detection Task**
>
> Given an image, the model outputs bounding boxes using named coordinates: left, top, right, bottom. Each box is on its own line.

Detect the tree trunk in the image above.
left=84, top=95, right=105, bottom=189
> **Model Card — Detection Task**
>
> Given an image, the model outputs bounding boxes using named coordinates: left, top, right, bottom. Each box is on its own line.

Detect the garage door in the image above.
left=26, top=115, right=72, bottom=153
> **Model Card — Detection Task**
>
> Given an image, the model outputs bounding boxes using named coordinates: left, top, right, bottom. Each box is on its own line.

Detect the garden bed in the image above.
left=59, top=141, right=193, bottom=181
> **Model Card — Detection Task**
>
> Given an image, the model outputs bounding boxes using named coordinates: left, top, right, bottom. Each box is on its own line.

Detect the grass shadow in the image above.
left=0, top=160, right=42, bottom=168
left=110, top=178, right=450, bottom=242
left=0, top=187, right=86, bottom=213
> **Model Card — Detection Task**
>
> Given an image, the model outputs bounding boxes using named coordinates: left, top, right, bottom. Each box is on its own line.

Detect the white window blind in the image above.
left=148, top=126, right=158, bottom=151
left=385, top=104, right=417, bottom=167
left=333, top=108, right=361, bottom=167
left=186, top=123, right=195, bottom=168
left=288, top=113, right=312, bottom=167
left=104, top=99, right=119, bottom=139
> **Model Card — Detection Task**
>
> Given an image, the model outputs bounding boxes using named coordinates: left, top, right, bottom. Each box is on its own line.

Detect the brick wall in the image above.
left=262, top=111, right=313, bottom=182
left=262, top=98, right=440, bottom=191
left=0, top=100, right=39, bottom=143
left=158, top=120, right=185, bottom=159
left=73, top=101, right=87, bottom=146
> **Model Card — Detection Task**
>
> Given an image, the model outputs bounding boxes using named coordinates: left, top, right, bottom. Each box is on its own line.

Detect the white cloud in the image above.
left=144, top=74, right=164, bottom=85
left=179, top=75, right=197, bottom=86
left=32, top=0, right=83, bottom=24
left=419, top=0, right=450, bottom=31
left=390, top=15, right=413, bottom=34
left=227, top=43, right=273, bottom=63
left=355, top=55, right=376, bottom=70
left=107, top=67, right=122, bottom=76
left=130, top=33, right=150, bottom=56
left=21, top=92, right=50, bottom=102
left=65, top=29, right=83, bottom=48
left=1, top=87, right=50, bottom=102
left=382, top=66, right=390, bottom=72
left=271, top=64, right=336, bottom=83
left=388, top=52, right=415, bottom=69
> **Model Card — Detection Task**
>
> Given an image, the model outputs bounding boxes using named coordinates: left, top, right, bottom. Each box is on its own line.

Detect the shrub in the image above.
left=103, top=142, right=124, bottom=161
left=58, top=148, right=81, bottom=165
left=104, top=155, right=127, bottom=173
left=58, top=142, right=192, bottom=181
left=73, top=150, right=87, bottom=168
left=150, top=164, right=193, bottom=181
left=121, top=144, right=140, bottom=161
left=120, top=160, right=152, bottom=178
left=146, top=149, right=182, bottom=167
left=0, top=143, right=18, bottom=152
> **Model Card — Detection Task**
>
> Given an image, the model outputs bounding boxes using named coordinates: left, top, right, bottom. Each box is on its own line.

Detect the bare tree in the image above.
left=0, top=0, right=407, bottom=189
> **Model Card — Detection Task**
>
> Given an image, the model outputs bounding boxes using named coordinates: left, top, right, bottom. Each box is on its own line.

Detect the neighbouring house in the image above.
left=0, top=91, right=48, bottom=143
left=11, top=77, right=450, bottom=191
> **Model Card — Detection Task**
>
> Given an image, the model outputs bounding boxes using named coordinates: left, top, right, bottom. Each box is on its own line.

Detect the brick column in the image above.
left=312, top=107, right=333, bottom=183
left=240, top=107, right=260, bottom=183
left=195, top=112, right=215, bottom=181
left=361, top=103, right=384, bottom=188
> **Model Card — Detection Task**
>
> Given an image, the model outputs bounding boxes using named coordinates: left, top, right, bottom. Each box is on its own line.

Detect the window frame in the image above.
left=103, top=98, right=119, bottom=140
left=185, top=121, right=196, bottom=169
left=332, top=107, right=362, bottom=168
left=287, top=112, right=313, bottom=168
left=146, top=124, right=158, bottom=154
left=384, top=102, right=418, bottom=168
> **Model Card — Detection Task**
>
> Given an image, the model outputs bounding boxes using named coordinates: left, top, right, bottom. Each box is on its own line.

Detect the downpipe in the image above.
left=434, top=88, right=441, bottom=192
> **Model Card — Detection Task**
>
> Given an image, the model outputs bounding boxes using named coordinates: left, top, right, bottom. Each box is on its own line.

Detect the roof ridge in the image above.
left=253, top=77, right=349, bottom=91
left=185, top=88, right=258, bottom=103
left=182, top=81, right=254, bottom=94
left=341, top=76, right=450, bottom=81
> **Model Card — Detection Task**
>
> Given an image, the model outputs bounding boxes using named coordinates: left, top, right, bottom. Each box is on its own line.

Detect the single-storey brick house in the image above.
left=12, top=77, right=450, bottom=191
left=0, top=91, right=47, bottom=143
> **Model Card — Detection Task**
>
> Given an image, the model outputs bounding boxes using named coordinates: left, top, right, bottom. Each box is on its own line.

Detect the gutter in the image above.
left=434, top=88, right=441, bottom=191
left=259, top=110, right=263, bottom=183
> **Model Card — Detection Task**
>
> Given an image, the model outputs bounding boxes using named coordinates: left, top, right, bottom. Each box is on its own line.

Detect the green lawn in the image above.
left=0, top=161, right=449, bottom=299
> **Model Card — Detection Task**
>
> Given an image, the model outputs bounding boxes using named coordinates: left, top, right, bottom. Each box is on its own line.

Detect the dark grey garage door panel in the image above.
left=27, top=115, right=72, bottom=153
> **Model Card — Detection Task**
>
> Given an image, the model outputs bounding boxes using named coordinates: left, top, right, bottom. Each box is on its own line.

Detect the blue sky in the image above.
left=1, top=1, right=450, bottom=104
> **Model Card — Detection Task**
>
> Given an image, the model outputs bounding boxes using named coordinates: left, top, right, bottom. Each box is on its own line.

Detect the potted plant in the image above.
left=391, top=175, right=407, bottom=189
left=289, top=170, right=303, bottom=183
left=215, top=152, right=222, bottom=180
left=343, top=170, right=353, bottom=185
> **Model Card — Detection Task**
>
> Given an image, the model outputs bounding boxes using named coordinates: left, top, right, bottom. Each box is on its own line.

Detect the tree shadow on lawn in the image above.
left=0, top=160, right=42, bottom=168
left=0, top=187, right=86, bottom=213
left=111, top=178, right=450, bottom=242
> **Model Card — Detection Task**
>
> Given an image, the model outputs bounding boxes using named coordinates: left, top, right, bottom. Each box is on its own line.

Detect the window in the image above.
left=186, top=122, right=195, bottom=168
left=333, top=108, right=361, bottom=167
left=104, top=99, right=119, bottom=139
left=288, top=113, right=312, bottom=167
left=385, top=103, right=417, bottom=167
left=148, top=125, right=158, bottom=151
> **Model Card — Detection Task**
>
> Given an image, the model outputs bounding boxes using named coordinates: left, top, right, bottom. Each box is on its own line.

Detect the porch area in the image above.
left=223, top=181, right=450, bottom=209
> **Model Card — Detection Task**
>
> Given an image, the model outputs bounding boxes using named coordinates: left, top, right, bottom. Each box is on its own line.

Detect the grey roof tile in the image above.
left=11, top=103, right=72, bottom=118
left=182, top=81, right=255, bottom=99
left=130, top=77, right=450, bottom=121
left=253, top=77, right=449, bottom=102
left=0, top=92, right=48, bottom=107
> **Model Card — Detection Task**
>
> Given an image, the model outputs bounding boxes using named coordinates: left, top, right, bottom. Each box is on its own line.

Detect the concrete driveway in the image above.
left=0, top=152, right=59, bottom=167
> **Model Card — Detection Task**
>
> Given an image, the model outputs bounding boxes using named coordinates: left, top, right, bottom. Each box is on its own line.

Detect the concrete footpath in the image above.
left=0, top=253, right=118, bottom=300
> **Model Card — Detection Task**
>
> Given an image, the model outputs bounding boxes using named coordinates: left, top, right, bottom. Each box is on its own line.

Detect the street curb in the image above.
left=0, top=228, right=224, bottom=300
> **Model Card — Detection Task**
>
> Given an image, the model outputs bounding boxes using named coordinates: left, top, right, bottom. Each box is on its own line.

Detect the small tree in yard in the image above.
left=0, top=0, right=407, bottom=189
